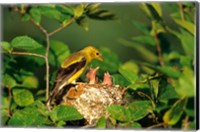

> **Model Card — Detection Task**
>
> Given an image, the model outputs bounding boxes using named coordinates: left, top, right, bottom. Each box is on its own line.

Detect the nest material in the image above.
left=61, top=83, right=127, bottom=125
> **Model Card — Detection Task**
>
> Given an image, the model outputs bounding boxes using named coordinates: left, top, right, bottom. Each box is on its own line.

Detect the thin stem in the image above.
left=45, top=35, right=50, bottom=99
left=178, top=2, right=184, bottom=22
left=182, top=116, right=189, bottom=130
left=7, top=87, right=12, bottom=117
left=11, top=51, right=46, bottom=59
left=31, top=18, right=48, bottom=35
left=48, top=17, right=76, bottom=37
left=154, top=32, right=164, bottom=66
left=146, top=122, right=167, bottom=129
left=31, top=18, right=50, bottom=100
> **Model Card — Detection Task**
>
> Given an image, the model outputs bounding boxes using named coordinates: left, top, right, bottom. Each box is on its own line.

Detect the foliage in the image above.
left=1, top=2, right=196, bottom=130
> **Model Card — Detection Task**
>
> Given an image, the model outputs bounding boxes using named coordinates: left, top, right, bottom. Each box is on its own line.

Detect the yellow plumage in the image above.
left=46, top=46, right=103, bottom=106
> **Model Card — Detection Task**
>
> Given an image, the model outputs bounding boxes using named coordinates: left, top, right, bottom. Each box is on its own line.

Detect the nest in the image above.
left=61, top=83, right=127, bottom=125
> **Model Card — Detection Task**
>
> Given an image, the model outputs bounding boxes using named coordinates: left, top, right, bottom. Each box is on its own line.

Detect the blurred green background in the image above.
left=2, top=3, right=177, bottom=62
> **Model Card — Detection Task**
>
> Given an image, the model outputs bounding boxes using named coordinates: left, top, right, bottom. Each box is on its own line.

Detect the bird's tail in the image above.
left=46, top=82, right=61, bottom=108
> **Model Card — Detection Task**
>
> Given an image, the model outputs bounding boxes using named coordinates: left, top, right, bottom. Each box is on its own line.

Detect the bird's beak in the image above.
left=98, top=55, right=103, bottom=61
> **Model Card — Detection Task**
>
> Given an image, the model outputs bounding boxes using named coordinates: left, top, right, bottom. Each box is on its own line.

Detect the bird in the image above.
left=102, top=72, right=112, bottom=86
left=86, top=67, right=99, bottom=84
left=46, top=46, right=103, bottom=107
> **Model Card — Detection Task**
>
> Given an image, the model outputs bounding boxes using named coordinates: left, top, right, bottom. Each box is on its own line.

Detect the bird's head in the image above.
left=82, top=46, right=103, bottom=61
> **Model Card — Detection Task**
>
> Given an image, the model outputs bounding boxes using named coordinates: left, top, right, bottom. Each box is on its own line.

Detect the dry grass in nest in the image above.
left=61, top=83, right=127, bottom=125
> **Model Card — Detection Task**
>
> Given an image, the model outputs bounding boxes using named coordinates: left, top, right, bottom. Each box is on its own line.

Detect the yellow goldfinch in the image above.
left=46, top=46, right=103, bottom=106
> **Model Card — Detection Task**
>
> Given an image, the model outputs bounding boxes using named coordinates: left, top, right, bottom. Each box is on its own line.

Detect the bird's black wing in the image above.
left=46, top=56, right=87, bottom=105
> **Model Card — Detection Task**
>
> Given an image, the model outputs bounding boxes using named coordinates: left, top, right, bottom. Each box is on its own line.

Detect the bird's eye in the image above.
left=96, top=52, right=99, bottom=56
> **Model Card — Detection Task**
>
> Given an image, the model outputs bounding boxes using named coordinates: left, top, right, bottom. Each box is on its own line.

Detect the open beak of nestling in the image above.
left=98, top=54, right=103, bottom=61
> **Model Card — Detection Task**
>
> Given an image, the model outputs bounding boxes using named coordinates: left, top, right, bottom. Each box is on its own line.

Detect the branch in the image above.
left=146, top=122, right=167, bottom=129
left=30, top=18, right=50, bottom=100
left=178, top=2, right=184, bottom=22
left=8, top=87, right=13, bottom=117
left=11, top=51, right=46, bottom=59
left=48, top=17, right=76, bottom=37
left=31, top=18, right=48, bottom=35
left=45, top=35, right=50, bottom=99
left=154, top=32, right=164, bottom=66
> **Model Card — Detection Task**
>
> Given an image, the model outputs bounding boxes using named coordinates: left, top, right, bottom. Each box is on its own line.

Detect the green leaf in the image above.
left=180, top=56, right=193, bottom=68
left=150, top=20, right=166, bottom=35
left=132, top=20, right=149, bottom=35
left=128, top=101, right=151, bottom=121
left=120, top=61, right=139, bottom=74
left=96, top=116, right=106, bottom=128
left=163, top=98, right=187, bottom=125
left=11, top=36, right=42, bottom=51
left=130, top=122, right=142, bottom=128
left=30, top=46, right=46, bottom=66
left=2, top=97, right=9, bottom=125
left=73, top=4, right=84, bottom=18
left=174, top=67, right=194, bottom=97
left=30, top=7, right=41, bottom=24
left=8, top=106, right=50, bottom=126
left=185, top=108, right=194, bottom=117
left=55, top=5, right=74, bottom=23
left=55, top=5, right=74, bottom=16
left=140, top=3, right=162, bottom=20
left=86, top=3, right=101, bottom=11
left=173, top=19, right=194, bottom=35
left=0, top=41, right=12, bottom=53
left=112, top=74, right=130, bottom=87
left=13, top=88, right=34, bottom=107
left=167, top=51, right=181, bottom=61
left=21, top=13, right=30, bottom=22
left=22, top=76, right=39, bottom=89
left=128, top=83, right=149, bottom=90
left=132, top=36, right=155, bottom=46
left=107, top=105, right=131, bottom=122
left=39, top=5, right=62, bottom=22
left=118, top=61, right=139, bottom=84
left=49, top=40, right=70, bottom=67
left=177, top=29, right=194, bottom=57
left=143, top=64, right=182, bottom=78
left=76, top=16, right=89, bottom=31
left=119, top=68, right=138, bottom=84
left=2, top=74, right=17, bottom=88
left=29, top=100, right=51, bottom=117
left=87, top=10, right=116, bottom=20
left=158, top=81, right=179, bottom=100
left=56, top=121, right=66, bottom=127
left=150, top=79, right=159, bottom=99
left=158, top=66, right=182, bottom=78
left=50, top=105, right=83, bottom=122
left=151, top=3, right=162, bottom=17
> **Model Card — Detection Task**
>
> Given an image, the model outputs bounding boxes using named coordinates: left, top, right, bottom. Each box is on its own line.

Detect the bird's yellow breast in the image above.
left=66, top=67, right=85, bottom=84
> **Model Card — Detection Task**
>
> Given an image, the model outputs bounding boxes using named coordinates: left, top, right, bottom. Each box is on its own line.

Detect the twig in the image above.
left=7, top=87, right=13, bottom=117
left=48, top=17, right=76, bottom=36
left=137, top=91, right=152, bottom=101
left=182, top=116, right=189, bottom=130
left=11, top=51, right=46, bottom=59
left=146, top=122, right=167, bottom=129
left=31, top=18, right=48, bottom=35
left=153, top=32, right=164, bottom=66
left=178, top=2, right=184, bottom=22
left=45, top=35, right=50, bottom=99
